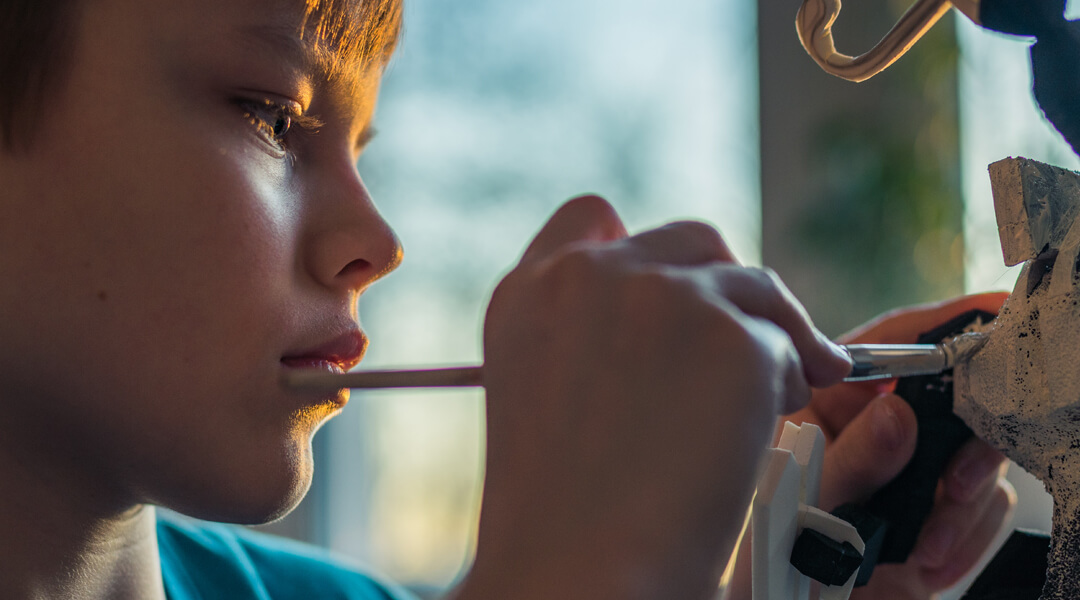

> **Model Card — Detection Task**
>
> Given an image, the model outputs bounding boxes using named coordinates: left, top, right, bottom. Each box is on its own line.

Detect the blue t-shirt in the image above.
left=158, top=512, right=417, bottom=600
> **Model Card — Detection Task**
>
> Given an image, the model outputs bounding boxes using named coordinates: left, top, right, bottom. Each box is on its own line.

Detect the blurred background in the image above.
left=259, top=0, right=1080, bottom=596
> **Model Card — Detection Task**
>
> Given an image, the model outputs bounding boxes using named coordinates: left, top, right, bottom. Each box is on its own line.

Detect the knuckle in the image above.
left=725, top=318, right=799, bottom=413
left=716, top=315, right=792, bottom=380
left=531, top=246, right=617, bottom=321
left=543, top=245, right=608, bottom=287
left=665, top=220, right=730, bottom=258
left=565, top=193, right=615, bottom=216
left=740, top=266, right=797, bottom=315
left=745, top=266, right=784, bottom=295
left=736, top=313, right=787, bottom=354
left=558, top=195, right=623, bottom=237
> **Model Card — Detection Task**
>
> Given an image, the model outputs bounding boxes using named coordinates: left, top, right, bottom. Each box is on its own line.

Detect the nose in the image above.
left=302, top=161, right=403, bottom=293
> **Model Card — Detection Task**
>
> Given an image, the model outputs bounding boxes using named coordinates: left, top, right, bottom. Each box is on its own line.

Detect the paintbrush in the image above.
left=282, top=332, right=989, bottom=391
left=842, top=331, right=988, bottom=381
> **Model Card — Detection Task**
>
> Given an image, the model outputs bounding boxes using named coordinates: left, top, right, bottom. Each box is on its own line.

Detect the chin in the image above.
left=156, top=428, right=318, bottom=526
left=228, top=462, right=313, bottom=526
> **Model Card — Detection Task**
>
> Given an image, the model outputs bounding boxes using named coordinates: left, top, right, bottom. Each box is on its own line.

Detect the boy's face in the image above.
left=0, top=0, right=400, bottom=521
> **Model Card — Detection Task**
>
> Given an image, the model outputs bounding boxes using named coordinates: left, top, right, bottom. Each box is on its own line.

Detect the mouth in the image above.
left=281, top=329, right=368, bottom=374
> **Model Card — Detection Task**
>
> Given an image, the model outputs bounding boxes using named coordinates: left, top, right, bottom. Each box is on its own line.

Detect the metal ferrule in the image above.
left=844, top=344, right=948, bottom=381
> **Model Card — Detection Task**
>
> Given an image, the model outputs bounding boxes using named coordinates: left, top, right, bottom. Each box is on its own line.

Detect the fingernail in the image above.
left=819, top=331, right=851, bottom=363
left=813, top=332, right=853, bottom=384
left=914, top=522, right=955, bottom=568
left=952, top=453, right=999, bottom=501
left=871, top=398, right=905, bottom=452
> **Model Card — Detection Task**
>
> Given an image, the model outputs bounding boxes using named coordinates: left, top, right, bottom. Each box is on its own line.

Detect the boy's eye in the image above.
left=269, top=113, right=291, bottom=137
left=237, top=98, right=301, bottom=153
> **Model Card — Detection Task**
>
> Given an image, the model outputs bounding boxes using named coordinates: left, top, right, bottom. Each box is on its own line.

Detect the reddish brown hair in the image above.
left=303, top=0, right=404, bottom=73
left=0, top=0, right=403, bottom=151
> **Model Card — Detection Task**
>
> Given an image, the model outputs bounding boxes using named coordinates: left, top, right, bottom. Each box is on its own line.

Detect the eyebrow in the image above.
left=240, top=23, right=380, bottom=156
left=238, top=24, right=347, bottom=86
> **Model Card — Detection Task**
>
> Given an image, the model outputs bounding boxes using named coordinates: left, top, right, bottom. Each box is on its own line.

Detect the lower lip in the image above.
left=280, top=358, right=349, bottom=408
left=280, top=357, right=346, bottom=374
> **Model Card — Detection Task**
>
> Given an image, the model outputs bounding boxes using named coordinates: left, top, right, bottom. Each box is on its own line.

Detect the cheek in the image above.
left=0, top=0, right=295, bottom=356
left=0, top=13, right=332, bottom=515
left=1, top=87, right=301, bottom=406
left=99, top=150, right=296, bottom=384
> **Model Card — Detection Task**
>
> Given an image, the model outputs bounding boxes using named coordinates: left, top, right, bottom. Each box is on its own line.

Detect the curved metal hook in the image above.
left=796, top=0, right=982, bottom=82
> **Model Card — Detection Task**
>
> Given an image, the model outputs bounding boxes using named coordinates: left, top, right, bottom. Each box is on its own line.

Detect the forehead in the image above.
left=107, top=0, right=399, bottom=90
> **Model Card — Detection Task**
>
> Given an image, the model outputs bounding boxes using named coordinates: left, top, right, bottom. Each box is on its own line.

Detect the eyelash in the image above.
left=237, top=98, right=323, bottom=154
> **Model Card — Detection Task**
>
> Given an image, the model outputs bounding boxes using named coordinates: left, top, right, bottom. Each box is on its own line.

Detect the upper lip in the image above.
left=282, top=329, right=368, bottom=372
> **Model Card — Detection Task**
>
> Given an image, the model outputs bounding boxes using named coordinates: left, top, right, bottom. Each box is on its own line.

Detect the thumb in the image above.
left=519, top=195, right=628, bottom=265
left=819, top=394, right=918, bottom=510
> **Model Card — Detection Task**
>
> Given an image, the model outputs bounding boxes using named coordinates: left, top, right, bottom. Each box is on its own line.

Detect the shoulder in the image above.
left=157, top=510, right=417, bottom=600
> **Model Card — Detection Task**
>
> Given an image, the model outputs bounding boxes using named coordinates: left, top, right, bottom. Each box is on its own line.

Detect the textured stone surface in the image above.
left=955, top=157, right=1080, bottom=600
left=991, top=157, right=1080, bottom=267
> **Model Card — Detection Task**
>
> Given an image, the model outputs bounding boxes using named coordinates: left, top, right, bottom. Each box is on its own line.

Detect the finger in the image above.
left=819, top=394, right=918, bottom=510
left=912, top=466, right=1007, bottom=570
left=916, top=479, right=1016, bottom=590
left=617, top=220, right=739, bottom=266
left=708, top=266, right=851, bottom=387
left=520, top=195, right=628, bottom=265
left=839, top=292, right=1009, bottom=344
left=727, top=312, right=813, bottom=415
left=771, top=324, right=812, bottom=414
left=944, top=438, right=1008, bottom=503
left=796, top=380, right=893, bottom=439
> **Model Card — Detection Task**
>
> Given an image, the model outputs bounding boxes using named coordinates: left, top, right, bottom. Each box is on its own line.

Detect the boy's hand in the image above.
left=730, top=293, right=1016, bottom=599
left=462, top=196, right=851, bottom=600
